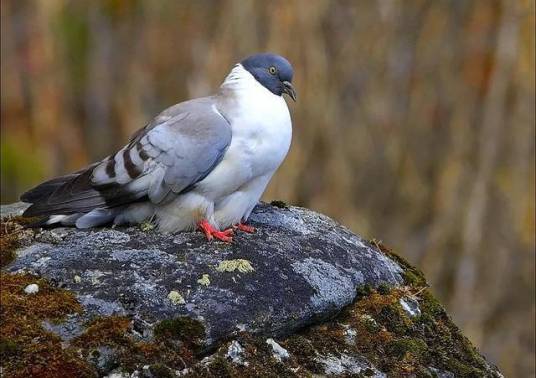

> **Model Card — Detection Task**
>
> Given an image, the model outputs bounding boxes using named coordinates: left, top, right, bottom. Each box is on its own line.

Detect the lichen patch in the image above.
left=167, top=290, right=186, bottom=305
left=216, top=259, right=255, bottom=273
left=140, top=221, right=155, bottom=232
left=197, top=274, right=211, bottom=286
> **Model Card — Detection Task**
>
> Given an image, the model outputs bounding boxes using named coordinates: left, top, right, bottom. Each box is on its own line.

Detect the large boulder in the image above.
left=0, top=201, right=502, bottom=377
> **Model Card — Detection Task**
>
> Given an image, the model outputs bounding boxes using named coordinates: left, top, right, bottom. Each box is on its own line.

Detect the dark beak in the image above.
left=282, top=81, right=297, bottom=102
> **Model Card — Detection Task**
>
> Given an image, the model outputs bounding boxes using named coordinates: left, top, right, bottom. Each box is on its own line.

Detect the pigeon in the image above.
left=21, top=53, right=296, bottom=242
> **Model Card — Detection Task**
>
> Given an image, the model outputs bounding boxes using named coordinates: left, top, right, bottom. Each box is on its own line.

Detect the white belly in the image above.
left=155, top=66, right=293, bottom=232
left=196, top=83, right=292, bottom=202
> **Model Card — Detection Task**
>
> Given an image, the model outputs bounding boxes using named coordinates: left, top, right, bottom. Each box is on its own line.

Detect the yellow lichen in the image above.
left=197, top=274, right=211, bottom=286
left=167, top=290, right=186, bottom=305
left=216, top=259, right=255, bottom=273
left=140, top=221, right=155, bottom=232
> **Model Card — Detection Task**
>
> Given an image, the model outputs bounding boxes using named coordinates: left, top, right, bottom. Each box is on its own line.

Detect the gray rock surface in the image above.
left=2, top=202, right=403, bottom=347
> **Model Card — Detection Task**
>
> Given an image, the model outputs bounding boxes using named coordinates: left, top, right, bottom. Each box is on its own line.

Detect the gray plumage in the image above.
left=22, top=97, right=232, bottom=225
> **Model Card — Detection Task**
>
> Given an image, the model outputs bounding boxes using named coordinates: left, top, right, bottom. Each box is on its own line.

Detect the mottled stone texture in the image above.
left=1, top=202, right=502, bottom=377
left=2, top=202, right=402, bottom=346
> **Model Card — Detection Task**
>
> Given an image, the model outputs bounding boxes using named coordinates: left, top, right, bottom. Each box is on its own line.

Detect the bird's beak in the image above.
left=282, top=81, right=297, bottom=102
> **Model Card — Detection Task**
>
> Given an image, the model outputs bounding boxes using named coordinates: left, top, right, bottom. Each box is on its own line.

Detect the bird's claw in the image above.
left=235, top=223, right=255, bottom=233
left=211, top=229, right=234, bottom=242
left=198, top=219, right=233, bottom=242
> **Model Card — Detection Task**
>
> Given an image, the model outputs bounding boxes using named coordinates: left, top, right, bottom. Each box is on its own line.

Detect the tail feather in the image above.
left=20, top=164, right=144, bottom=218
left=21, top=174, right=79, bottom=203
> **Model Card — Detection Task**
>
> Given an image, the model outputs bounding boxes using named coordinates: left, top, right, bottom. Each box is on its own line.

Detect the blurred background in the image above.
left=1, top=0, right=534, bottom=375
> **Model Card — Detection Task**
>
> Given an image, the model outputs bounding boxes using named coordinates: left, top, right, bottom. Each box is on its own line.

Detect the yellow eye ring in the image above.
left=269, top=66, right=277, bottom=75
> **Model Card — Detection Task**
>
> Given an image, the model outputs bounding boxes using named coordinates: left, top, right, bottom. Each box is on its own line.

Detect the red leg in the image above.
left=197, top=219, right=233, bottom=242
left=235, top=222, right=256, bottom=233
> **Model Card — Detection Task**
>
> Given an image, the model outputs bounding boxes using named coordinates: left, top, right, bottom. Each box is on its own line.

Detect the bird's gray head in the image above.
left=241, top=53, right=297, bottom=101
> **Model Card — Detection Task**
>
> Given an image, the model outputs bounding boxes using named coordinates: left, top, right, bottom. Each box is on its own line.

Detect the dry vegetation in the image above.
left=0, top=1, right=534, bottom=376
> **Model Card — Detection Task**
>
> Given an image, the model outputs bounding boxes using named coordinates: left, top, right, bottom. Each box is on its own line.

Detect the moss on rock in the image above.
left=72, top=316, right=132, bottom=349
left=170, top=267, right=499, bottom=377
left=0, top=215, right=39, bottom=267
left=0, top=273, right=207, bottom=377
left=0, top=229, right=499, bottom=377
left=0, top=273, right=93, bottom=378
left=280, top=282, right=499, bottom=377
left=154, top=316, right=206, bottom=353
left=370, top=238, right=428, bottom=287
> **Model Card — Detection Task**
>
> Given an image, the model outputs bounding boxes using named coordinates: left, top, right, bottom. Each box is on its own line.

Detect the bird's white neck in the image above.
left=216, top=63, right=289, bottom=123
left=219, top=64, right=260, bottom=93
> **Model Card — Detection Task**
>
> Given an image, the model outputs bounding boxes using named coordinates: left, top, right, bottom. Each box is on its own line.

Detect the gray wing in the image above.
left=22, top=97, right=232, bottom=216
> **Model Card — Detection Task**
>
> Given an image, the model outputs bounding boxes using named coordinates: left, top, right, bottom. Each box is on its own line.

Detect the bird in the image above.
left=20, top=53, right=296, bottom=242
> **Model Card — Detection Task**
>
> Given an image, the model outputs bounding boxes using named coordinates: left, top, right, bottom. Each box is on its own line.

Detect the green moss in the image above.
left=0, top=339, right=20, bottom=358
left=369, top=239, right=427, bottom=287
left=72, top=316, right=131, bottom=349
left=204, top=355, right=235, bottom=377
left=71, top=315, right=203, bottom=374
left=387, top=337, right=428, bottom=359
left=0, top=216, right=40, bottom=267
left=0, top=272, right=206, bottom=376
left=0, top=273, right=93, bottom=378
left=403, top=270, right=426, bottom=287
left=0, top=248, right=16, bottom=269
left=377, top=282, right=392, bottom=295
left=282, top=283, right=498, bottom=377
left=377, top=304, right=412, bottom=335
left=154, top=316, right=205, bottom=346
left=149, top=363, right=176, bottom=378
left=283, top=335, right=324, bottom=374
left=159, top=282, right=497, bottom=377
left=419, top=290, right=444, bottom=318
left=443, top=358, right=483, bottom=377
left=355, top=284, right=374, bottom=299
left=360, top=315, right=381, bottom=333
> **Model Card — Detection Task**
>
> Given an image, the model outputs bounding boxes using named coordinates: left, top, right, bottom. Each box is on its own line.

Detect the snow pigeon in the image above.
left=21, top=53, right=296, bottom=242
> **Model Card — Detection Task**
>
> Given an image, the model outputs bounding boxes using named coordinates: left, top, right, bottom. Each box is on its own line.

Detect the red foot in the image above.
left=197, top=219, right=233, bottom=242
left=235, top=223, right=256, bottom=233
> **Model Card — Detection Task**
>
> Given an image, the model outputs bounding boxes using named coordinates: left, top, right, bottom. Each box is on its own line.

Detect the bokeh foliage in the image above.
left=1, top=1, right=534, bottom=376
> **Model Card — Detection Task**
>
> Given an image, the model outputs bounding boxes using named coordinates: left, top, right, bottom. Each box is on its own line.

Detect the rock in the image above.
left=23, top=283, right=39, bottom=294
left=399, top=296, right=421, bottom=317
left=2, top=202, right=403, bottom=346
left=317, top=353, right=385, bottom=377
left=226, top=340, right=247, bottom=366
left=266, top=338, right=289, bottom=361
left=428, top=367, right=456, bottom=378
left=0, top=201, right=502, bottom=377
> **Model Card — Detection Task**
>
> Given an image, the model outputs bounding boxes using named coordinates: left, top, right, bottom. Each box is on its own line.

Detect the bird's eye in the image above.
left=268, top=66, right=277, bottom=75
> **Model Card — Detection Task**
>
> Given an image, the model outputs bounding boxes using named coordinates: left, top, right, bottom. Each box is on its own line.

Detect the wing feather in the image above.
left=21, top=97, right=232, bottom=217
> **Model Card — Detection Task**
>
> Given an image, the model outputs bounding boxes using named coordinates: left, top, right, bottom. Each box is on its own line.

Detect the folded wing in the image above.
left=21, top=97, right=232, bottom=217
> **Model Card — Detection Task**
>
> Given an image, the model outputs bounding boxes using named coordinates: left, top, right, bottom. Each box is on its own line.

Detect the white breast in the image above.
left=197, top=65, right=292, bottom=200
